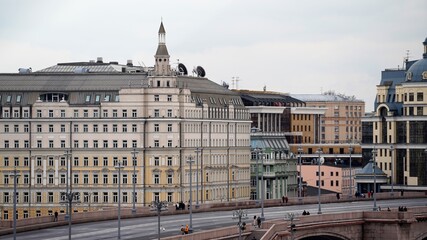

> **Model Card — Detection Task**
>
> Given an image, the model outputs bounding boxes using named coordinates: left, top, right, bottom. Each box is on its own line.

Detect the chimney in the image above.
left=96, top=57, right=103, bottom=63
left=127, top=60, right=133, bottom=67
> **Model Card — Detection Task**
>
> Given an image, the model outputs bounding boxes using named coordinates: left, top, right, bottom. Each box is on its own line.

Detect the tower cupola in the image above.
left=154, top=21, right=171, bottom=76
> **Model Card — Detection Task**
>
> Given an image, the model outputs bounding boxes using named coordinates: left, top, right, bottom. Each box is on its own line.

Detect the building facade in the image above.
left=361, top=38, right=427, bottom=192
left=0, top=22, right=252, bottom=219
left=236, top=90, right=299, bottom=199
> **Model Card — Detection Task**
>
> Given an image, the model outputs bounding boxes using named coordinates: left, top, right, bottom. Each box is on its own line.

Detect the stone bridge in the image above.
left=163, top=206, right=427, bottom=240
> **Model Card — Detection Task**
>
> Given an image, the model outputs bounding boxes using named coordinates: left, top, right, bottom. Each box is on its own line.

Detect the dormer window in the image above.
left=85, top=95, right=91, bottom=103
left=6, top=95, right=11, bottom=103
left=406, top=72, right=412, bottom=81
left=16, top=95, right=22, bottom=103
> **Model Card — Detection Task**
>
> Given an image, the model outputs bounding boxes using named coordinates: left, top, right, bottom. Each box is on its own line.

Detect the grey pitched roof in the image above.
left=158, top=22, right=166, bottom=34
left=155, top=44, right=169, bottom=56
left=0, top=73, right=148, bottom=92
left=291, top=94, right=363, bottom=102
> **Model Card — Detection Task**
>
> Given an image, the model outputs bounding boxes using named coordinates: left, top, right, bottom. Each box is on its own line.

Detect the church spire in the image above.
left=154, top=21, right=170, bottom=76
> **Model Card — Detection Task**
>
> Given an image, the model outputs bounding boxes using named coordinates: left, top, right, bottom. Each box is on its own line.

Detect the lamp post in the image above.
left=131, top=148, right=139, bottom=214
left=298, top=146, right=303, bottom=200
left=286, top=212, right=297, bottom=240
left=390, top=145, right=394, bottom=196
left=115, top=161, right=124, bottom=239
left=10, top=167, right=20, bottom=240
left=254, top=148, right=260, bottom=202
left=372, top=148, right=378, bottom=211
left=260, top=151, right=265, bottom=220
left=186, top=156, right=195, bottom=232
left=316, top=147, right=323, bottom=214
left=63, top=150, right=72, bottom=221
left=150, top=201, right=168, bottom=240
left=195, top=148, right=201, bottom=208
left=349, top=146, right=353, bottom=199
left=232, top=209, right=248, bottom=240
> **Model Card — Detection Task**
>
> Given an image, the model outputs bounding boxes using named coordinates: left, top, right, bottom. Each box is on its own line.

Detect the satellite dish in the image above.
left=178, top=63, right=188, bottom=75
left=196, top=66, right=206, bottom=77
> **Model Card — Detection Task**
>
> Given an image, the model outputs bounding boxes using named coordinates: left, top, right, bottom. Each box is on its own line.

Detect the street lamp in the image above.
left=150, top=201, right=168, bottom=240
left=260, top=151, right=265, bottom=220
left=131, top=148, right=139, bottom=214
left=195, top=147, right=201, bottom=208
left=390, top=145, right=394, bottom=196
left=286, top=212, right=297, bottom=240
left=372, top=148, right=378, bottom=211
left=186, top=155, right=195, bottom=232
left=349, top=146, right=353, bottom=199
left=254, top=148, right=260, bottom=202
left=63, top=150, right=72, bottom=221
left=232, top=209, right=248, bottom=240
left=298, top=146, right=303, bottom=200
left=10, top=167, right=20, bottom=240
left=316, top=147, right=323, bottom=214
left=115, top=161, right=124, bottom=239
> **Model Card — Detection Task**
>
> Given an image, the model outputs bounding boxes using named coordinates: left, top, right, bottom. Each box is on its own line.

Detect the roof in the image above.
left=357, top=161, right=386, bottom=176
left=291, top=94, right=363, bottom=102
left=155, top=44, right=169, bottom=56
left=158, top=22, right=166, bottom=34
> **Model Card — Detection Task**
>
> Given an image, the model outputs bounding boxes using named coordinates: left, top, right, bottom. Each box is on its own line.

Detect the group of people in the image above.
left=252, top=215, right=262, bottom=228
left=398, top=206, right=408, bottom=212
left=302, top=210, right=311, bottom=215
left=180, top=224, right=189, bottom=234
left=281, top=196, right=288, bottom=204
left=175, top=202, right=186, bottom=210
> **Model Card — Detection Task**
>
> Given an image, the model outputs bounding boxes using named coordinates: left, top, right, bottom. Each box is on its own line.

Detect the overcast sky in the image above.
left=1, top=0, right=426, bottom=111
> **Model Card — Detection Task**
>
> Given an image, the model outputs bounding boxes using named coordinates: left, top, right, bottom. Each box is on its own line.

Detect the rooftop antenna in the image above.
left=235, top=76, right=240, bottom=90
left=403, top=50, right=411, bottom=69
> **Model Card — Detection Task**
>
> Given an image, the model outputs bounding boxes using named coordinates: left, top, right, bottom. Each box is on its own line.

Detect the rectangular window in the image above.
left=93, top=174, right=99, bottom=184
left=113, top=140, right=118, bottom=148
left=154, top=109, right=160, bottom=117
left=23, top=109, right=29, bottom=118
left=103, top=140, right=108, bottom=148
left=93, top=124, right=98, bottom=132
left=132, top=109, right=137, bottom=117
left=93, top=140, right=98, bottom=148
left=49, top=110, right=54, bottom=118
left=74, top=109, right=78, bottom=118
left=24, top=124, right=29, bottom=132
left=49, top=140, right=54, bottom=148
left=61, top=124, right=65, bottom=132
left=122, top=109, right=127, bottom=117
left=154, top=140, right=159, bottom=147
left=113, top=109, right=118, bottom=117
left=61, top=110, right=66, bottom=118
left=167, top=124, right=172, bottom=132
left=103, top=124, right=108, bottom=132
left=61, top=140, right=66, bottom=148
left=154, top=95, right=160, bottom=101
left=37, top=124, right=42, bottom=132
left=154, top=174, right=160, bottom=184
left=132, top=124, right=137, bottom=132
left=167, top=109, right=172, bottom=117
left=85, top=95, right=91, bottom=103
left=93, top=109, right=99, bottom=118
left=132, top=140, right=137, bottom=148
left=49, top=124, right=54, bottom=132
left=83, top=109, right=89, bottom=117
left=168, top=140, right=172, bottom=147
left=417, top=92, right=423, bottom=101
left=122, top=140, right=128, bottom=148
left=37, top=140, right=42, bottom=148
left=37, top=110, right=42, bottom=118
left=83, top=124, right=88, bottom=132
left=167, top=174, right=172, bottom=184
left=167, top=95, right=172, bottom=102
left=167, top=157, right=172, bottom=166
left=122, top=124, right=127, bottom=132
left=103, top=109, right=108, bottom=118
left=113, top=124, right=118, bottom=132
left=14, top=125, right=19, bottom=132
left=154, top=124, right=159, bottom=132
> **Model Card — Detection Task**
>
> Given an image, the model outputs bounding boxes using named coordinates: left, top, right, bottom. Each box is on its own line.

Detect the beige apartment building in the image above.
left=0, top=22, right=251, bottom=219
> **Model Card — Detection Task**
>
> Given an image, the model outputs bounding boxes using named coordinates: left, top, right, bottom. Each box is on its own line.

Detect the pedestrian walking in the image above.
left=256, top=216, right=261, bottom=228
left=54, top=211, right=58, bottom=222
left=253, top=215, right=257, bottom=228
